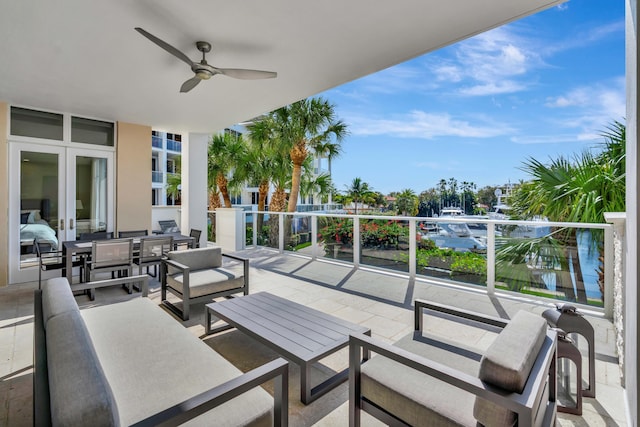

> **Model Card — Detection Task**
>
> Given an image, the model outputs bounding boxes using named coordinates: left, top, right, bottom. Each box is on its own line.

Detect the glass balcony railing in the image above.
left=243, top=211, right=614, bottom=311
left=151, top=171, right=163, bottom=183
left=167, top=139, right=182, bottom=152
left=152, top=135, right=163, bottom=148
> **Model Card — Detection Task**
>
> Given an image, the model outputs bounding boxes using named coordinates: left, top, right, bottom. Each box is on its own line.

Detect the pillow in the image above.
left=20, top=209, right=41, bottom=223
left=20, top=212, right=30, bottom=224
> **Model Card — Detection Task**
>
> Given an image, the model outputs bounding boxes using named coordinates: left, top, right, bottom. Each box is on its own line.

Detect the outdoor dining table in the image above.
left=61, top=233, right=195, bottom=281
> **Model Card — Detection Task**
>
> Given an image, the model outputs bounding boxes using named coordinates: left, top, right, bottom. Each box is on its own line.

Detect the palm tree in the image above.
left=345, top=177, right=372, bottom=215
left=208, top=133, right=247, bottom=208
left=504, top=120, right=626, bottom=303
left=269, top=97, right=348, bottom=213
left=396, top=188, right=418, bottom=216
left=165, top=155, right=182, bottom=204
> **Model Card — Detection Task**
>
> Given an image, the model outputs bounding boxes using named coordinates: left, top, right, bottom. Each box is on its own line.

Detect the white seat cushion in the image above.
left=81, top=298, right=272, bottom=426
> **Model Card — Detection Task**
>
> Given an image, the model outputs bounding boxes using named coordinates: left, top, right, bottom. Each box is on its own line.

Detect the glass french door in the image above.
left=9, top=143, right=114, bottom=284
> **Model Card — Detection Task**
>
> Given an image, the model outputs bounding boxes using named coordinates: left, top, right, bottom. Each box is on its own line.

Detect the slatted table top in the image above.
left=206, top=292, right=370, bottom=364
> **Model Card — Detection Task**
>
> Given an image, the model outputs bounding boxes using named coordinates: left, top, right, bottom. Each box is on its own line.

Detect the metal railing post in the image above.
left=603, top=225, right=614, bottom=318
left=279, top=213, right=284, bottom=254
left=311, top=215, right=318, bottom=259
left=486, top=222, right=496, bottom=295
left=409, top=219, right=416, bottom=278
left=353, top=216, right=360, bottom=268
left=252, top=213, right=258, bottom=247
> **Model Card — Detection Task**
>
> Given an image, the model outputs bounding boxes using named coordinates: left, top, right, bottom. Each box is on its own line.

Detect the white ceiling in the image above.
left=0, top=0, right=564, bottom=134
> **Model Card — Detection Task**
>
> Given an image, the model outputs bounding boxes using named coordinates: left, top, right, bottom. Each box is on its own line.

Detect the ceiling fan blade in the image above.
left=135, top=27, right=194, bottom=67
left=218, top=68, right=277, bottom=79
left=180, top=77, right=201, bottom=93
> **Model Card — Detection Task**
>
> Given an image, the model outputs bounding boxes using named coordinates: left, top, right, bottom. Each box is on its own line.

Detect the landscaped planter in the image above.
left=424, top=256, right=454, bottom=270
left=450, top=272, right=486, bottom=286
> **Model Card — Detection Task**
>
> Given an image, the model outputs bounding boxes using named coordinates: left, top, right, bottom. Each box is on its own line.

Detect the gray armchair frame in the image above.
left=160, top=253, right=249, bottom=321
left=349, top=299, right=558, bottom=427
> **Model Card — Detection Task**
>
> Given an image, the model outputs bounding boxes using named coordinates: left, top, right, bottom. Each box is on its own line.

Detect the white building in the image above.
left=151, top=130, right=182, bottom=206
left=152, top=124, right=333, bottom=210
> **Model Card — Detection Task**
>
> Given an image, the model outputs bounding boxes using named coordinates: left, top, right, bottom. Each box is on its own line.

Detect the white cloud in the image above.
left=347, top=110, right=514, bottom=139
left=511, top=134, right=597, bottom=145
left=433, top=64, right=463, bottom=82
left=545, top=78, right=625, bottom=118
left=459, top=81, right=526, bottom=96
left=439, top=26, right=543, bottom=96
left=516, top=78, right=625, bottom=145
left=413, top=161, right=446, bottom=169
left=545, top=87, right=591, bottom=108
left=357, top=63, right=437, bottom=94
left=542, top=20, right=624, bottom=56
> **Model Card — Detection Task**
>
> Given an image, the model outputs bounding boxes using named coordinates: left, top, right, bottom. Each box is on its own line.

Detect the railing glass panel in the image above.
left=240, top=211, right=610, bottom=310
left=167, top=139, right=182, bottom=152
left=286, top=214, right=313, bottom=252
left=494, top=226, right=604, bottom=307
left=359, top=218, right=410, bottom=273
left=317, top=216, right=354, bottom=264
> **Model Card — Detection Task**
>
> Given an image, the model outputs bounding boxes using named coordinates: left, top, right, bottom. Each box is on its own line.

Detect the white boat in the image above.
left=439, top=207, right=464, bottom=217
left=488, top=188, right=551, bottom=238
left=420, top=222, right=486, bottom=252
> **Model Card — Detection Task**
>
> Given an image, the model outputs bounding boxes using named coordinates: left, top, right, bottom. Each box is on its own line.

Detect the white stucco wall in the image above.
left=625, top=0, right=638, bottom=424
left=181, top=133, right=209, bottom=248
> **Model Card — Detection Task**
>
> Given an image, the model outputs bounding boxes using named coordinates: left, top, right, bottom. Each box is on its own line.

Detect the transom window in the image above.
left=10, top=106, right=115, bottom=147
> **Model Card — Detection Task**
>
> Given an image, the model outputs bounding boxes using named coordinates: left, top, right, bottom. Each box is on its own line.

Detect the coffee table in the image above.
left=205, top=292, right=371, bottom=404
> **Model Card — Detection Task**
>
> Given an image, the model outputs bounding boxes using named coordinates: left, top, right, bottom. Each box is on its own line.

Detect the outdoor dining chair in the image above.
left=134, top=235, right=173, bottom=277
left=189, top=228, right=202, bottom=248
left=34, top=238, right=85, bottom=289
left=158, top=219, right=181, bottom=234
left=84, top=238, right=134, bottom=292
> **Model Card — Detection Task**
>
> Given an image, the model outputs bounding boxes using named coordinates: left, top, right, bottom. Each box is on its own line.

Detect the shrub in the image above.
left=450, top=253, right=487, bottom=276
left=317, top=218, right=409, bottom=250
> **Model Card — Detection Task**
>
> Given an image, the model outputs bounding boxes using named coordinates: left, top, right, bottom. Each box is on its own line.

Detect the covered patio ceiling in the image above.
left=0, top=0, right=565, bottom=133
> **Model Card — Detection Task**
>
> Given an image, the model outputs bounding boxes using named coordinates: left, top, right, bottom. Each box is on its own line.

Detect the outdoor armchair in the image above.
left=161, top=246, right=249, bottom=321
left=158, top=219, right=181, bottom=234
left=349, top=300, right=558, bottom=426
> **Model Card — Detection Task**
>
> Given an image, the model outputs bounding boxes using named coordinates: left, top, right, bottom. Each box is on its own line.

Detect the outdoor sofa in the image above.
left=161, top=246, right=249, bottom=321
left=34, top=276, right=288, bottom=426
left=349, top=300, right=558, bottom=426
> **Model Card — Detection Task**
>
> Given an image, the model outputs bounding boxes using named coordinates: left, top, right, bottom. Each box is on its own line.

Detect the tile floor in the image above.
left=0, top=248, right=629, bottom=426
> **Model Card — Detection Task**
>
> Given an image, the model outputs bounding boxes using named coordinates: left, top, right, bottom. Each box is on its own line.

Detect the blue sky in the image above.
left=320, top=0, right=625, bottom=195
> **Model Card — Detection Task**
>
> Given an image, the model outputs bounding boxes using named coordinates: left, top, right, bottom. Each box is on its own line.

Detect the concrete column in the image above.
left=624, top=1, right=638, bottom=423
left=182, top=133, right=209, bottom=247
left=216, top=208, right=245, bottom=252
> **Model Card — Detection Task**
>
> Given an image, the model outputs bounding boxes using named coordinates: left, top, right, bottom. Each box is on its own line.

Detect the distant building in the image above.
left=150, top=125, right=332, bottom=210
left=151, top=130, right=182, bottom=206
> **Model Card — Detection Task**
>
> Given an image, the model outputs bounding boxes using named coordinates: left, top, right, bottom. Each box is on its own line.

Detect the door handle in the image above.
left=70, top=219, right=75, bottom=230
left=60, top=218, right=64, bottom=231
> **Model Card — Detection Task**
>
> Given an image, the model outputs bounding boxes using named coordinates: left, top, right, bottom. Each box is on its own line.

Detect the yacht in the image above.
left=488, top=189, right=551, bottom=238
left=439, top=207, right=464, bottom=217
left=420, top=222, right=486, bottom=252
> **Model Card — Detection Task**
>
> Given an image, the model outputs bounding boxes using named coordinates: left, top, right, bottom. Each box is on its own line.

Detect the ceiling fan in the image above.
left=135, top=27, right=277, bottom=93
